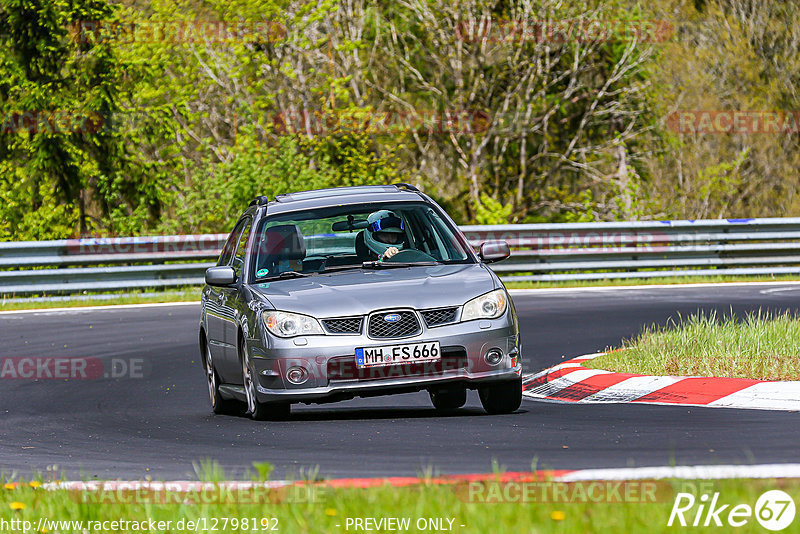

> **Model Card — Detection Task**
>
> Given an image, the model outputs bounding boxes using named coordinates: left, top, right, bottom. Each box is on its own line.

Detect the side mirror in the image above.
left=479, top=241, right=510, bottom=263
left=205, top=266, right=236, bottom=287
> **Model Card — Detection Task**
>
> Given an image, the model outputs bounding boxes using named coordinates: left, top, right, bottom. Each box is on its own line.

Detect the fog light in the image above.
left=286, top=366, right=309, bottom=385
left=485, top=349, right=503, bottom=366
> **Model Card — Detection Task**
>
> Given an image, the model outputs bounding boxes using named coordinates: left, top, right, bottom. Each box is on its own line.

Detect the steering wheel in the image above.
left=384, top=248, right=437, bottom=263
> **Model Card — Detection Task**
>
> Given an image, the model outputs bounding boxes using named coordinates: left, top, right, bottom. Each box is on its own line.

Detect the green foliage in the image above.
left=560, top=191, right=598, bottom=223
left=642, top=0, right=800, bottom=220
left=0, top=161, right=78, bottom=239
left=473, top=193, right=513, bottom=225
left=161, top=133, right=400, bottom=234
left=0, top=0, right=147, bottom=239
left=2, top=0, right=800, bottom=240
left=692, top=148, right=750, bottom=212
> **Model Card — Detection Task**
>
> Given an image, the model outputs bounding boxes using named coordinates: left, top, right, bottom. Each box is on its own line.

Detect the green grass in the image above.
left=0, top=288, right=201, bottom=311
left=585, top=310, right=800, bottom=381
left=2, top=471, right=799, bottom=533
left=504, top=274, right=800, bottom=289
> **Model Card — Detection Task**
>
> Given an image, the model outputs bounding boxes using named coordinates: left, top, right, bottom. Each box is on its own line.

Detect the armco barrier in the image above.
left=3, top=218, right=800, bottom=295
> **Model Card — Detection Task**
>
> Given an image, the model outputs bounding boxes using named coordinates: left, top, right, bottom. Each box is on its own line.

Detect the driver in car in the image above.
left=364, top=210, right=406, bottom=261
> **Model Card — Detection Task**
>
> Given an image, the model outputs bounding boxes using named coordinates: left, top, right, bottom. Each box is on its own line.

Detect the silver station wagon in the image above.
left=199, top=184, right=522, bottom=419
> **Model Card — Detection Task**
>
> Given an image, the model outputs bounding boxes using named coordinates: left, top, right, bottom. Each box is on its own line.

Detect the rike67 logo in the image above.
left=668, top=490, right=796, bottom=531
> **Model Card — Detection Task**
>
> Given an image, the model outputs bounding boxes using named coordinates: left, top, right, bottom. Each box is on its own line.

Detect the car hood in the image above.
left=251, top=263, right=497, bottom=318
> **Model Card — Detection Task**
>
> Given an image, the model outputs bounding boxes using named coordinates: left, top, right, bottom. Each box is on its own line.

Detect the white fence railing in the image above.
left=3, top=218, right=800, bottom=294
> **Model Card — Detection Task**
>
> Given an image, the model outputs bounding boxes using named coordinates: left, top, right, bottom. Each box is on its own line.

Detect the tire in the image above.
left=204, top=340, right=239, bottom=415
left=241, top=338, right=291, bottom=421
left=429, top=387, right=467, bottom=412
left=478, top=378, right=522, bottom=414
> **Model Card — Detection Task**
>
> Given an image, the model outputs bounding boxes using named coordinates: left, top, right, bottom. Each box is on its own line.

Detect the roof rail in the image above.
left=248, top=195, right=270, bottom=207
left=393, top=182, right=420, bottom=192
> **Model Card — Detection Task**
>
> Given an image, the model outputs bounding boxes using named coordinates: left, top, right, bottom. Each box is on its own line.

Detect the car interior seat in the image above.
left=355, top=230, right=375, bottom=261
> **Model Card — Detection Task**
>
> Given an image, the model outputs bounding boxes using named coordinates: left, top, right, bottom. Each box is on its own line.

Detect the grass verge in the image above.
left=504, top=274, right=800, bottom=289
left=584, top=311, right=800, bottom=381
left=1, top=473, right=798, bottom=533
left=0, top=288, right=201, bottom=311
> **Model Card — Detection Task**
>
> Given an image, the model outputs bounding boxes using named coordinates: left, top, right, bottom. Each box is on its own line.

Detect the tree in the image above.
left=0, top=0, right=140, bottom=238
left=372, top=0, right=658, bottom=222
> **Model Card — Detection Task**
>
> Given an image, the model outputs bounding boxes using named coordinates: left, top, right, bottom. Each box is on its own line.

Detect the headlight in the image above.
left=263, top=311, right=324, bottom=337
left=462, top=289, right=508, bottom=321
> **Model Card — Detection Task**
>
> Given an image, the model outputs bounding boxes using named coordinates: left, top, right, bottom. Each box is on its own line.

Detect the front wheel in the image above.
left=478, top=379, right=522, bottom=414
left=204, top=341, right=238, bottom=415
left=241, top=338, right=290, bottom=421
left=429, top=387, right=467, bottom=412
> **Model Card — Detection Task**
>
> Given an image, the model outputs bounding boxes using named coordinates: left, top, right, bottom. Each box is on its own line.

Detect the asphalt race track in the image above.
left=2, top=283, right=800, bottom=480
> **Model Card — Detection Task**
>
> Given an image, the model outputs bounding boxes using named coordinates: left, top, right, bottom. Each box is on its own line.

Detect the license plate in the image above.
left=355, top=341, right=441, bottom=368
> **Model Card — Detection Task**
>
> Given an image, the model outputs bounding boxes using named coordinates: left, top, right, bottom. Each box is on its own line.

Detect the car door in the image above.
left=205, top=221, right=244, bottom=381
left=220, top=216, right=253, bottom=380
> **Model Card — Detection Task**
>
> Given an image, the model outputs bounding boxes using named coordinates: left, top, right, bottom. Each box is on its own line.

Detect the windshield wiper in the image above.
left=278, top=271, right=309, bottom=278
left=361, top=261, right=438, bottom=269
left=254, top=271, right=310, bottom=282
left=318, top=265, right=366, bottom=274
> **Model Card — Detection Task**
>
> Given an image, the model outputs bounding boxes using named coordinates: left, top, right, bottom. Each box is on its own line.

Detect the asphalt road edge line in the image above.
left=0, top=301, right=199, bottom=315
left=40, top=464, right=800, bottom=491
left=508, top=280, right=800, bottom=294
left=558, top=464, right=800, bottom=481
left=41, top=471, right=575, bottom=492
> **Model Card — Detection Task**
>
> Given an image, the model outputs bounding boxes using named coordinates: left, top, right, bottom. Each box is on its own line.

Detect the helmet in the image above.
left=364, top=210, right=405, bottom=256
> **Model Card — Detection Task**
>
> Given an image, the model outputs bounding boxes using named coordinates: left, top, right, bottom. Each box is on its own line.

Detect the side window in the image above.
left=426, top=208, right=468, bottom=261
left=217, top=221, right=245, bottom=266
left=231, top=219, right=253, bottom=279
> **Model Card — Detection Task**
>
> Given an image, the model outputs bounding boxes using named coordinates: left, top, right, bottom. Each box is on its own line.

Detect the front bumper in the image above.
left=247, top=316, right=521, bottom=404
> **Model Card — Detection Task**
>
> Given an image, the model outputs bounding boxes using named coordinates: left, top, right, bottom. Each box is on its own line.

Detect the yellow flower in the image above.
left=10, top=501, right=26, bottom=511
left=325, top=508, right=338, bottom=516
left=4, top=483, right=17, bottom=490
left=550, top=510, right=565, bottom=521
left=29, top=481, right=41, bottom=489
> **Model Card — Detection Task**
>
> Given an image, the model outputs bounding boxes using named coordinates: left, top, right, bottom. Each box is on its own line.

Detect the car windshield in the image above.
left=250, top=202, right=473, bottom=281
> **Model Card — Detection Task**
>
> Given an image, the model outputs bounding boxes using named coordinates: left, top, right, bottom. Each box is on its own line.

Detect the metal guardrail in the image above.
left=3, top=218, right=800, bottom=295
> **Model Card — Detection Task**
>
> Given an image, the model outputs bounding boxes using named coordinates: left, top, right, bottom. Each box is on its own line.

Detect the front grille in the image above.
left=421, top=307, right=458, bottom=327
left=323, top=317, right=363, bottom=334
left=368, top=310, right=421, bottom=339
left=327, top=347, right=468, bottom=381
